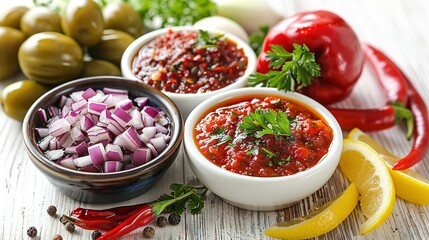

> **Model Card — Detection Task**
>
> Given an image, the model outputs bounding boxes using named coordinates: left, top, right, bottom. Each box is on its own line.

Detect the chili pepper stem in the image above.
left=391, top=103, right=414, bottom=140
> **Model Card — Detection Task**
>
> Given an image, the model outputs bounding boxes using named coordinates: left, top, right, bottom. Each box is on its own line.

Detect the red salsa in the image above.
left=194, top=96, right=334, bottom=177
left=132, top=29, right=248, bottom=94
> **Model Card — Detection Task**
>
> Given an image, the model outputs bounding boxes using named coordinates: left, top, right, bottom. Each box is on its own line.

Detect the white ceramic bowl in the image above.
left=184, top=87, right=343, bottom=211
left=121, top=26, right=257, bottom=119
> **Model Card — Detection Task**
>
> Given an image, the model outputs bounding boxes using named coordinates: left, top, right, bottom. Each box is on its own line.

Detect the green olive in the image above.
left=61, top=0, right=104, bottom=47
left=20, top=7, right=62, bottom=36
left=0, top=80, right=49, bottom=121
left=103, top=2, right=143, bottom=38
left=0, top=27, right=25, bottom=80
left=88, top=29, right=134, bottom=66
left=18, top=32, right=84, bottom=85
left=0, top=6, right=29, bottom=29
left=80, top=59, right=121, bottom=77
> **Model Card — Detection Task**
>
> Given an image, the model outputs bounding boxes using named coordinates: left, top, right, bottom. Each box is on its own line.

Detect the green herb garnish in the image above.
left=262, top=148, right=276, bottom=158
left=156, top=183, right=207, bottom=215
left=239, top=108, right=292, bottom=138
left=248, top=44, right=321, bottom=92
left=194, top=29, right=225, bottom=49
left=211, top=127, right=232, bottom=145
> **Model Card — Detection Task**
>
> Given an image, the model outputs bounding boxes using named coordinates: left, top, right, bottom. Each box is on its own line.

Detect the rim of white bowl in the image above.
left=184, top=87, right=343, bottom=183
left=121, top=26, right=257, bottom=99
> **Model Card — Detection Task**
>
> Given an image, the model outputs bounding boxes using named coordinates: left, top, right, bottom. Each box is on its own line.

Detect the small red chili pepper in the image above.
left=393, top=78, right=429, bottom=170
left=327, top=104, right=413, bottom=133
left=90, top=184, right=207, bottom=240
left=60, top=215, right=120, bottom=232
left=362, top=43, right=409, bottom=105
left=97, top=205, right=155, bottom=240
left=71, top=203, right=149, bottom=222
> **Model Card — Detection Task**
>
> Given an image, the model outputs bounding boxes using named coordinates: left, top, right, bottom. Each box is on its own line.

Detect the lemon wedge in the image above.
left=348, top=128, right=429, bottom=205
left=264, top=183, right=358, bottom=240
left=339, top=138, right=395, bottom=234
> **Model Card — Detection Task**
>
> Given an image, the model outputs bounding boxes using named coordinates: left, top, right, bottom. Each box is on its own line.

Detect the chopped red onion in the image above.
left=142, top=106, right=160, bottom=119
left=35, top=87, right=172, bottom=173
left=70, top=125, right=85, bottom=142
left=131, top=148, right=151, bottom=166
left=79, top=115, right=94, bottom=132
left=64, top=111, right=79, bottom=125
left=46, top=149, right=64, bottom=160
left=71, top=99, right=88, bottom=113
left=88, top=102, right=107, bottom=115
left=103, top=87, right=128, bottom=95
left=105, top=144, right=124, bottom=161
left=115, top=98, right=133, bottom=111
left=87, top=126, right=110, bottom=144
left=82, top=88, right=97, bottom=100
left=134, top=97, right=148, bottom=108
left=112, top=108, right=132, bottom=127
left=35, top=128, right=49, bottom=138
left=88, top=143, right=107, bottom=166
left=37, top=108, right=48, bottom=124
left=49, top=118, right=71, bottom=137
left=150, top=136, right=167, bottom=153
left=75, top=141, right=88, bottom=156
left=70, top=90, right=85, bottom=102
left=58, top=157, right=77, bottom=170
left=103, top=161, right=123, bottom=173
left=113, top=126, right=141, bottom=151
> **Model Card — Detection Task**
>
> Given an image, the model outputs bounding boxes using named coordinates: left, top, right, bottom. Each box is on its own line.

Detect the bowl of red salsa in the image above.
left=184, top=87, right=343, bottom=211
left=121, top=26, right=257, bottom=118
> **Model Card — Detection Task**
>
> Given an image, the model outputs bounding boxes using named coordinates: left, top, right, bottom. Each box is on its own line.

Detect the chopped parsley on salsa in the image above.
left=194, top=96, right=334, bottom=177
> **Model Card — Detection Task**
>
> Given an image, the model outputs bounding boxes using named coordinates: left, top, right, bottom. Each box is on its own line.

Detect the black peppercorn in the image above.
left=143, top=226, right=155, bottom=238
left=27, top=226, right=37, bottom=237
left=156, top=216, right=168, bottom=227
left=65, top=222, right=75, bottom=233
left=52, top=234, right=63, bottom=240
left=91, top=230, right=102, bottom=240
left=47, top=205, right=57, bottom=216
left=168, top=213, right=181, bottom=225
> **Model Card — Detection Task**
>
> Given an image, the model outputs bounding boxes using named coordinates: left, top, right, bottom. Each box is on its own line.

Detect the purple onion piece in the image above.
left=75, top=141, right=88, bottom=156
left=146, top=143, right=159, bottom=157
left=134, top=97, right=148, bottom=108
left=112, top=108, right=132, bottom=127
left=70, top=90, right=84, bottom=102
left=105, top=144, right=124, bottom=161
left=71, top=99, right=88, bottom=113
left=150, top=136, right=167, bottom=153
left=49, top=118, right=71, bottom=137
left=87, top=126, right=110, bottom=144
left=142, top=106, right=160, bottom=119
left=45, top=149, right=64, bottom=161
left=131, top=148, right=151, bottom=166
left=82, top=88, right=97, bottom=100
left=88, top=143, right=107, bottom=166
left=115, top=98, right=133, bottom=112
left=103, top=161, right=123, bottom=173
left=58, top=157, right=77, bottom=170
left=37, top=108, right=48, bottom=124
left=35, top=128, right=49, bottom=138
left=88, top=102, right=107, bottom=115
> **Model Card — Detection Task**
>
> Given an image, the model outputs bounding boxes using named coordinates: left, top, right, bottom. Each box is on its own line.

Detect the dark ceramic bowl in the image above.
left=22, top=76, right=183, bottom=203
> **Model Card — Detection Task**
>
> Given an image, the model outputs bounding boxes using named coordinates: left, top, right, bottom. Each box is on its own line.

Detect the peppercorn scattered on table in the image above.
left=2, top=0, right=429, bottom=239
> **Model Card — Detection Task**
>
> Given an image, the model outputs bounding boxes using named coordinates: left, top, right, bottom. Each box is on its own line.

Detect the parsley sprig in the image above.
left=239, top=108, right=292, bottom=138
left=194, top=29, right=225, bottom=49
left=154, top=183, right=207, bottom=216
left=248, top=44, right=321, bottom=92
left=210, top=127, right=232, bottom=145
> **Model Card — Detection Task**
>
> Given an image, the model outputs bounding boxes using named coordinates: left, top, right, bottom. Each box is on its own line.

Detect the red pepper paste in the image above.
left=194, top=96, right=334, bottom=177
left=132, top=29, right=248, bottom=94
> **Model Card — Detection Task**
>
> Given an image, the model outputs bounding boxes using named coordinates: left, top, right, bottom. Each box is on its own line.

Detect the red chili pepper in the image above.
left=327, top=104, right=413, bottom=133
left=93, top=184, right=206, bottom=240
left=327, top=106, right=396, bottom=132
left=256, top=10, right=364, bottom=105
left=60, top=215, right=120, bottom=231
left=393, top=78, right=429, bottom=170
left=71, top=203, right=148, bottom=222
left=362, top=43, right=409, bottom=105
left=97, top=205, right=155, bottom=240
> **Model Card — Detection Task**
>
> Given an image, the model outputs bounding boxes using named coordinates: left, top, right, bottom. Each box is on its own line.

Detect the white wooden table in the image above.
left=2, top=0, right=429, bottom=239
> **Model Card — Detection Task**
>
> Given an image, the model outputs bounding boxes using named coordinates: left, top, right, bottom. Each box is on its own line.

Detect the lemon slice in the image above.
left=340, top=138, right=395, bottom=234
left=348, top=128, right=429, bottom=205
left=264, top=184, right=358, bottom=240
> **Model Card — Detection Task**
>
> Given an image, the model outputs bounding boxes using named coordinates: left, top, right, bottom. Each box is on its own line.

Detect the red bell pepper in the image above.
left=256, top=10, right=364, bottom=105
